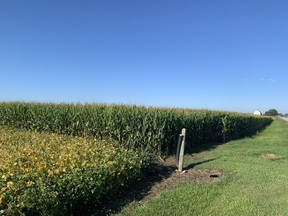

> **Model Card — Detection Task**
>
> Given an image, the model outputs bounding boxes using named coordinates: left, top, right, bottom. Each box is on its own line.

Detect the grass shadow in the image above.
left=185, top=141, right=221, bottom=155
left=184, top=120, right=273, bottom=155
left=184, top=158, right=218, bottom=170
left=185, top=130, right=267, bottom=155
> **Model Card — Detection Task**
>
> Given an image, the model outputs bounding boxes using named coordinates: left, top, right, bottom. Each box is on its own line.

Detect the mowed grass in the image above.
left=116, top=118, right=288, bottom=216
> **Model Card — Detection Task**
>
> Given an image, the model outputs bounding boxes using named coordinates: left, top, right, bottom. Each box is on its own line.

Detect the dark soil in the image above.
left=89, top=157, right=221, bottom=216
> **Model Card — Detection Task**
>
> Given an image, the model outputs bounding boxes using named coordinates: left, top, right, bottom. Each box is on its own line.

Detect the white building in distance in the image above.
left=253, top=109, right=262, bottom=115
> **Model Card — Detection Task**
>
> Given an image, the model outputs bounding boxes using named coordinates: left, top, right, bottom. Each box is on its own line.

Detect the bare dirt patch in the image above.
left=262, top=153, right=282, bottom=159
left=145, top=157, right=220, bottom=201
left=146, top=168, right=221, bottom=200
left=90, top=157, right=221, bottom=216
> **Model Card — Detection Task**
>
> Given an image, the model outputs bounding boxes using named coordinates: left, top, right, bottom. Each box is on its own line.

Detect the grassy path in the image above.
left=116, top=118, right=288, bottom=215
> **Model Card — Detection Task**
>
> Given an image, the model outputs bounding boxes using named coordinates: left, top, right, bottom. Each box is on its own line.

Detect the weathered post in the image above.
left=176, top=133, right=182, bottom=169
left=176, top=128, right=186, bottom=172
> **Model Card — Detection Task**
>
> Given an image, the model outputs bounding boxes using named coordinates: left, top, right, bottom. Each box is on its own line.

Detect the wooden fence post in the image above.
left=176, top=128, right=186, bottom=172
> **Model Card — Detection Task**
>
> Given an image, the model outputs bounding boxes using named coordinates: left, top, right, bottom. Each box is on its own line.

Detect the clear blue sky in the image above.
left=0, top=0, right=287, bottom=114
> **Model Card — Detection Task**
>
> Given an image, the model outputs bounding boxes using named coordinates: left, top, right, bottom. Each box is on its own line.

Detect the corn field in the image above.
left=0, top=102, right=273, bottom=155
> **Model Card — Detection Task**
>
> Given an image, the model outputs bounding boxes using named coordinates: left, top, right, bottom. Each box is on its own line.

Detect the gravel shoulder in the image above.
left=279, top=117, right=288, bottom=122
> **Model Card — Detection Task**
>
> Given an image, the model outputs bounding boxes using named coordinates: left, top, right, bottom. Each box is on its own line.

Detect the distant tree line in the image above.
left=264, top=108, right=288, bottom=117
left=265, top=109, right=278, bottom=116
